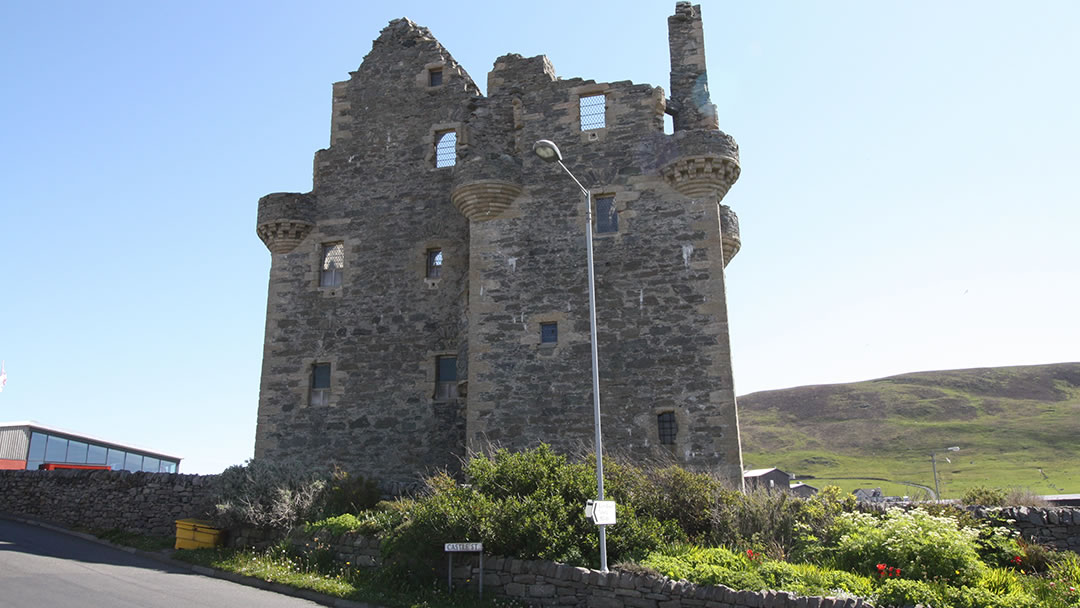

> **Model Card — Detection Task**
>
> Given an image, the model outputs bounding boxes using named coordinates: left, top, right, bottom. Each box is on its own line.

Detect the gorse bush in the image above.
left=214, top=459, right=327, bottom=532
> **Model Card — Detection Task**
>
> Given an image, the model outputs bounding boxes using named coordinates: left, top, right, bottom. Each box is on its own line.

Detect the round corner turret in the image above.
left=450, top=153, right=523, bottom=221
left=256, top=192, right=315, bottom=254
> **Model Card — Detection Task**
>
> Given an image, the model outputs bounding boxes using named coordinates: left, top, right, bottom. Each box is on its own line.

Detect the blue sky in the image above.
left=2, top=1, right=1077, bottom=473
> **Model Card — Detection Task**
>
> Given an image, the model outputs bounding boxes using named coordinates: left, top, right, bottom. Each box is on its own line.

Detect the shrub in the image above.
left=379, top=446, right=690, bottom=576
left=319, top=467, right=381, bottom=517
left=213, top=459, right=327, bottom=532
left=829, top=507, right=986, bottom=586
left=961, top=485, right=1008, bottom=507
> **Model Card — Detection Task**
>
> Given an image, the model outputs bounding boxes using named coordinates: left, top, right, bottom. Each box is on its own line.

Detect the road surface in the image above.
left=0, top=518, right=323, bottom=607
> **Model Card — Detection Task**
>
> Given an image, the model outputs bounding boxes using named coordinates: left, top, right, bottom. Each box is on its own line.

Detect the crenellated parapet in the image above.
left=256, top=192, right=315, bottom=254
left=450, top=153, right=523, bottom=221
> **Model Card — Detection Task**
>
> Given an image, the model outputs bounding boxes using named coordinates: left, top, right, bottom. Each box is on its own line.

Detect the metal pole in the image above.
left=931, top=452, right=940, bottom=500
left=556, top=160, right=607, bottom=573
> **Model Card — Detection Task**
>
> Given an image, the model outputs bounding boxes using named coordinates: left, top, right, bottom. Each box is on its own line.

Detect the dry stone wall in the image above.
left=0, top=469, right=218, bottom=536
left=976, top=506, right=1080, bottom=552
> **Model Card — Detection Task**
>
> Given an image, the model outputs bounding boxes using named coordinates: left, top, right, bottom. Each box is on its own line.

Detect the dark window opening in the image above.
left=426, top=248, right=443, bottom=279
left=595, top=196, right=617, bottom=233
left=580, top=94, right=606, bottom=130
left=320, top=242, right=343, bottom=287
left=540, top=322, right=558, bottom=344
left=435, top=131, right=457, bottom=168
left=429, top=68, right=443, bottom=86
left=658, top=412, right=677, bottom=445
left=311, top=363, right=331, bottom=407
left=435, top=356, right=458, bottom=401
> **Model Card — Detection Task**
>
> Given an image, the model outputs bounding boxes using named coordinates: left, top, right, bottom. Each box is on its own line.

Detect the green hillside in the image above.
left=737, top=362, right=1080, bottom=498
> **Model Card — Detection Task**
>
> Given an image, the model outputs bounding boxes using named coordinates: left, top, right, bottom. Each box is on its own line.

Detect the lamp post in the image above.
left=533, top=139, right=609, bottom=572
left=931, top=446, right=960, bottom=500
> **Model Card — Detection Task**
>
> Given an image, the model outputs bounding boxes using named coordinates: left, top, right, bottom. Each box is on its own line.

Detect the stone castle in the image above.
left=254, top=2, right=745, bottom=488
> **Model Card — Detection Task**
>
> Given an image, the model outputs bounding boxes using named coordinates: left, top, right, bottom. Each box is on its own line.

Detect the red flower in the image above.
left=877, top=563, right=886, bottom=571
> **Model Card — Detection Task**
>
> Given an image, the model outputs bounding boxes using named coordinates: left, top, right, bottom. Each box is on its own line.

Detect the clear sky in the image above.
left=2, top=1, right=1077, bottom=474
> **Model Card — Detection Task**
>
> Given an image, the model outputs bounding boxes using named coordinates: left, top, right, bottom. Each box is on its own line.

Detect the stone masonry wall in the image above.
left=254, top=3, right=745, bottom=488
left=0, top=469, right=218, bottom=536
left=291, top=529, right=873, bottom=608
left=975, top=506, right=1080, bottom=553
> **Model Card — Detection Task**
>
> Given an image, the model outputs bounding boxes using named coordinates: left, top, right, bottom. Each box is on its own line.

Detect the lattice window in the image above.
left=435, top=131, right=457, bottom=168
left=427, top=248, right=443, bottom=279
left=311, top=363, right=331, bottom=407
left=595, top=196, right=617, bottom=233
left=320, top=242, right=344, bottom=287
left=658, top=412, right=677, bottom=445
left=428, top=68, right=443, bottom=86
left=435, top=356, right=458, bottom=401
left=579, top=94, right=606, bottom=130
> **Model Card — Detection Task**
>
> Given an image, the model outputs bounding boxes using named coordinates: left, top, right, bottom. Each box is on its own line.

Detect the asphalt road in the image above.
left=0, top=518, right=323, bottom=608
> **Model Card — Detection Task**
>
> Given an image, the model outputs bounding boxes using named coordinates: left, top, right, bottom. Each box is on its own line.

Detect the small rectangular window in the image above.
left=426, top=248, right=443, bottom=279
left=311, top=363, right=331, bottom=407
left=28, top=432, right=46, bottom=461
left=435, top=356, right=458, bottom=401
left=540, top=322, right=558, bottom=344
left=143, top=456, right=160, bottom=473
left=595, top=196, right=617, bottom=233
left=435, top=131, right=457, bottom=168
left=580, top=94, right=606, bottom=130
left=658, top=412, right=677, bottom=445
left=429, top=68, right=443, bottom=86
left=320, top=242, right=344, bottom=287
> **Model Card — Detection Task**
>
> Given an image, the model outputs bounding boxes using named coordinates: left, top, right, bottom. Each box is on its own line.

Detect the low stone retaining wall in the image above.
left=289, top=529, right=870, bottom=608
left=0, top=469, right=218, bottom=536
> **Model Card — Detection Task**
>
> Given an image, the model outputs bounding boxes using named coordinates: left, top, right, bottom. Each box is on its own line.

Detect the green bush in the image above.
left=640, top=544, right=874, bottom=597
left=961, top=485, right=1008, bottom=507
left=379, top=446, right=690, bottom=576
left=829, top=507, right=986, bottom=586
left=320, top=468, right=381, bottom=517
left=213, top=459, right=327, bottom=532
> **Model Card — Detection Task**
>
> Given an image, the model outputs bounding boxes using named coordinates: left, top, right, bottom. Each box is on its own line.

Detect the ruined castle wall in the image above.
left=255, top=19, right=476, bottom=486
left=463, top=49, right=742, bottom=478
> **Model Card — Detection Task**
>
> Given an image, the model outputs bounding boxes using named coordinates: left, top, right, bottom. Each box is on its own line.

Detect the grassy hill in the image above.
left=737, top=362, right=1080, bottom=498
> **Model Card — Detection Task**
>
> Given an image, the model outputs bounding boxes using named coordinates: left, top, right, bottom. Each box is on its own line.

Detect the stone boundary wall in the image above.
left=0, top=469, right=218, bottom=536
left=291, top=530, right=871, bottom=608
left=975, top=506, right=1080, bottom=552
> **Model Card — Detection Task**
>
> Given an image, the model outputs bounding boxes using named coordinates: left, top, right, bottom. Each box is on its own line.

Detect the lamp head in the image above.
left=533, top=139, right=563, bottom=163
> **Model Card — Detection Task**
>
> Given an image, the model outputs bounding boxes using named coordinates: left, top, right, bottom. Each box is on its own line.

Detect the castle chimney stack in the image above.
left=668, top=2, right=718, bottom=131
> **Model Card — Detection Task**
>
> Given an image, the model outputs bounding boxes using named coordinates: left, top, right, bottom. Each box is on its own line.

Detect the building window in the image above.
left=658, top=412, right=677, bottom=445
left=320, top=242, right=344, bottom=287
left=540, top=322, right=558, bottom=344
left=435, top=131, right=457, bottom=168
left=580, top=94, right=606, bottom=130
left=595, top=196, right=617, bottom=233
left=428, top=68, right=443, bottom=86
left=435, top=356, right=458, bottom=401
left=311, top=363, right=331, bottom=407
left=426, top=248, right=443, bottom=279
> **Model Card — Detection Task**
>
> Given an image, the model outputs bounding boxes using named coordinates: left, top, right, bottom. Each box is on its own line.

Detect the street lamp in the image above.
left=533, top=139, right=609, bottom=572
left=931, top=446, right=960, bottom=500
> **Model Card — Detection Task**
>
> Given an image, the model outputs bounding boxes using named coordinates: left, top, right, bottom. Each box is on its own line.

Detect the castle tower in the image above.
left=254, top=4, right=744, bottom=489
